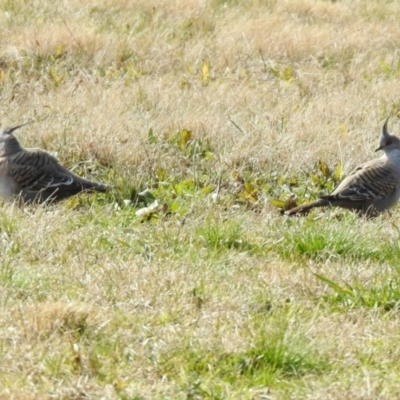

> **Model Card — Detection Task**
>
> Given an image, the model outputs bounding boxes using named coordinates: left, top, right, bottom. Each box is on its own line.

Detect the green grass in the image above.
left=315, top=273, right=400, bottom=311
left=158, top=307, right=329, bottom=397
left=3, top=0, right=400, bottom=398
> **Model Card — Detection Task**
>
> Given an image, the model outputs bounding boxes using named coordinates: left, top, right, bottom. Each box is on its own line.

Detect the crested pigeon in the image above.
left=287, top=117, right=400, bottom=217
left=0, top=123, right=108, bottom=203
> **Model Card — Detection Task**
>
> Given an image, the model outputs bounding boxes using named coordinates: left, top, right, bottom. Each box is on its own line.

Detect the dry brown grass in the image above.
left=1, top=0, right=400, bottom=398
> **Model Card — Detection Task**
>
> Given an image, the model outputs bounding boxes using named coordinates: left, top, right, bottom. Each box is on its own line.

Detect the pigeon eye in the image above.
left=387, top=139, right=393, bottom=146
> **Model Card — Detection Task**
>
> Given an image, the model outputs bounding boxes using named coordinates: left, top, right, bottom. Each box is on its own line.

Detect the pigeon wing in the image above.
left=9, top=150, right=74, bottom=192
left=323, top=161, right=399, bottom=202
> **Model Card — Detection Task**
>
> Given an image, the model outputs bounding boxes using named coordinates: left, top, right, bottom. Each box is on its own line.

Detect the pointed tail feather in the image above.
left=286, top=199, right=329, bottom=216
left=77, top=178, right=108, bottom=193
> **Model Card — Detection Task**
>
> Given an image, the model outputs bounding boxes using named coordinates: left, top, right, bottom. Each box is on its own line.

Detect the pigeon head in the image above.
left=375, top=117, right=400, bottom=153
left=0, top=124, right=27, bottom=156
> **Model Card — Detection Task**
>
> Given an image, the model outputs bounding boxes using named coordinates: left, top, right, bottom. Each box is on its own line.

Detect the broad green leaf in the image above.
left=202, top=185, right=214, bottom=194
left=175, top=179, right=195, bottom=194
left=318, top=160, right=331, bottom=178
left=179, top=129, right=192, bottom=148
left=244, top=182, right=255, bottom=193
left=170, top=201, right=180, bottom=212
left=205, top=151, right=213, bottom=160
left=239, top=191, right=257, bottom=202
left=270, top=198, right=285, bottom=208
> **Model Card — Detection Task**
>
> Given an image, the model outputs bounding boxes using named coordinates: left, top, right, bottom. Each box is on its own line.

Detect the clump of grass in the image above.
left=315, top=273, right=400, bottom=311
left=274, top=217, right=389, bottom=263
left=196, top=217, right=253, bottom=251
left=159, top=310, right=329, bottom=396
left=29, top=302, right=95, bottom=338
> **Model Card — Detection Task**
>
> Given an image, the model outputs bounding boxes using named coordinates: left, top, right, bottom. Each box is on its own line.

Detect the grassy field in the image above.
left=2, top=0, right=400, bottom=398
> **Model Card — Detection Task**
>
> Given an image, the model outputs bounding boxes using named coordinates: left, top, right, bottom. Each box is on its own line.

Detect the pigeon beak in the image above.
left=375, top=145, right=383, bottom=152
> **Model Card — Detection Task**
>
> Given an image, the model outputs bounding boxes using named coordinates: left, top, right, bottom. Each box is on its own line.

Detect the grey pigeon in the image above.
left=0, top=123, right=108, bottom=203
left=287, top=117, right=400, bottom=217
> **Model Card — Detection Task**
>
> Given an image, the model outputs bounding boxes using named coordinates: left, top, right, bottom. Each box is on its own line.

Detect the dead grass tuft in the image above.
left=28, top=302, right=99, bottom=338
